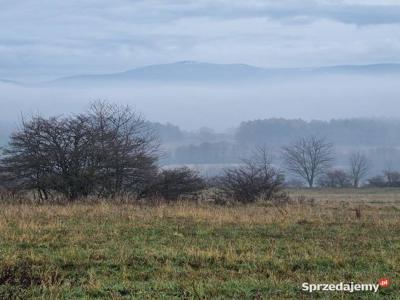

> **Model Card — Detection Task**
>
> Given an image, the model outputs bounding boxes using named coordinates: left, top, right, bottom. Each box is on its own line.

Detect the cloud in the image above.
left=0, top=0, right=400, bottom=79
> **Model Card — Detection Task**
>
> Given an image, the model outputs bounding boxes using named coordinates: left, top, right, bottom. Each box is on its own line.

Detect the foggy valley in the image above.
left=1, top=61, right=400, bottom=178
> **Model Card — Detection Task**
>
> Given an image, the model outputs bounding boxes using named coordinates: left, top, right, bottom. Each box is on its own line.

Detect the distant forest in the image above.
left=3, top=118, right=400, bottom=174
left=151, top=118, right=400, bottom=175
left=235, top=118, right=400, bottom=146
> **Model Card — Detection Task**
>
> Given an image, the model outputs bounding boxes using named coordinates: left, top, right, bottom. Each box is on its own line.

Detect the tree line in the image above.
left=0, top=102, right=398, bottom=204
left=161, top=118, right=400, bottom=168
left=236, top=118, right=400, bottom=147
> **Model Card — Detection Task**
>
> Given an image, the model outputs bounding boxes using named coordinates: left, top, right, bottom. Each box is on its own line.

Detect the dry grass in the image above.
left=0, top=188, right=399, bottom=299
left=0, top=199, right=397, bottom=228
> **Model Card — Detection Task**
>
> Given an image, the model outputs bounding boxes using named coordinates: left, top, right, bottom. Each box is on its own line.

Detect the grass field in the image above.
left=0, top=188, right=399, bottom=299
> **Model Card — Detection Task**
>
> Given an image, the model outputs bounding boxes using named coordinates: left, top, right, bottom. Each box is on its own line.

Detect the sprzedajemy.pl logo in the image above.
left=302, top=278, right=391, bottom=293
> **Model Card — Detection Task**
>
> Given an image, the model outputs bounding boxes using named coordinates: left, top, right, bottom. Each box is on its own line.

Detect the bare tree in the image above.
left=282, top=136, right=333, bottom=188
left=349, top=152, right=369, bottom=187
left=86, top=101, right=159, bottom=197
left=0, top=101, right=159, bottom=200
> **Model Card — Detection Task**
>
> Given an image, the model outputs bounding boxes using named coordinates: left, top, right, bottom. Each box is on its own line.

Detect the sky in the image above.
left=1, top=0, right=400, bottom=80
left=1, top=0, right=400, bottom=131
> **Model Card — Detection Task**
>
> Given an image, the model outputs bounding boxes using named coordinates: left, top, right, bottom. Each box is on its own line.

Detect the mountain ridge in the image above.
left=50, top=61, right=400, bottom=85
left=3, top=62, right=400, bottom=86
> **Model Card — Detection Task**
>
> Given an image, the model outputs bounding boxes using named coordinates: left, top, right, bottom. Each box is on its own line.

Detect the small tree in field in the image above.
left=349, top=152, right=369, bottom=187
left=282, top=136, right=333, bottom=188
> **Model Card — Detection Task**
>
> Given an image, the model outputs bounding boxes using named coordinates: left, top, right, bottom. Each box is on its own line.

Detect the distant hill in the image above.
left=48, top=61, right=400, bottom=86
left=50, top=61, right=268, bottom=85
left=1, top=62, right=400, bottom=87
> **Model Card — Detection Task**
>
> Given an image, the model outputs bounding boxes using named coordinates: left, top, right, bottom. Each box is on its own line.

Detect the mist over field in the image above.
left=2, top=66, right=400, bottom=177
left=1, top=71, right=400, bottom=131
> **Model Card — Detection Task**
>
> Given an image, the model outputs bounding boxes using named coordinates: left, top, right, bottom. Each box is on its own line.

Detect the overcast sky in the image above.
left=1, top=0, right=400, bottom=79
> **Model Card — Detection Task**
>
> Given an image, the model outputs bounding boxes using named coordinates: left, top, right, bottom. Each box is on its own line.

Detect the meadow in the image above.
left=0, top=188, right=399, bottom=299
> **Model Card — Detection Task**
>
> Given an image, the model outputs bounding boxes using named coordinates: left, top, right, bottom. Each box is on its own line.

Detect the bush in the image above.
left=217, top=147, right=285, bottom=204
left=142, top=167, right=205, bottom=202
left=367, top=170, right=400, bottom=187
left=367, top=175, right=387, bottom=187
left=317, top=169, right=352, bottom=188
left=383, top=170, right=400, bottom=187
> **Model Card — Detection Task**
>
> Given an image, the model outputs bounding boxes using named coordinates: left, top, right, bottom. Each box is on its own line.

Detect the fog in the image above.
left=1, top=74, right=400, bottom=131
left=2, top=72, right=400, bottom=180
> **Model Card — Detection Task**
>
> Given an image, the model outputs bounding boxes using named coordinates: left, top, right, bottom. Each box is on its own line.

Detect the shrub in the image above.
left=367, top=170, right=400, bottom=187
left=367, top=175, right=387, bottom=187
left=217, top=147, right=285, bottom=204
left=142, top=167, right=205, bottom=202
left=317, top=169, right=352, bottom=188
